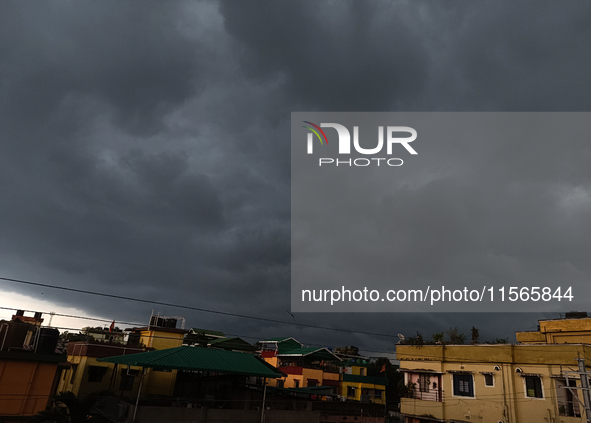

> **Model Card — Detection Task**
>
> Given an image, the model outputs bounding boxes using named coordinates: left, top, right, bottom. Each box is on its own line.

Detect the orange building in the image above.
left=0, top=312, right=66, bottom=422
left=0, top=351, right=66, bottom=421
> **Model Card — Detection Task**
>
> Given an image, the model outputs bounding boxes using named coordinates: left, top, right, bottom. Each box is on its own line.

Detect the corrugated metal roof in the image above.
left=279, top=347, right=341, bottom=361
left=262, top=337, right=302, bottom=344
left=208, top=337, right=257, bottom=352
left=188, top=328, right=226, bottom=338
left=97, top=346, right=283, bottom=378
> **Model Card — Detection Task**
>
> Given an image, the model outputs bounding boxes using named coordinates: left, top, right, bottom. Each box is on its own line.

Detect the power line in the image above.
left=0, top=276, right=398, bottom=339
left=0, top=303, right=397, bottom=355
left=0, top=306, right=143, bottom=327
left=4, top=301, right=589, bottom=360
left=7, top=308, right=591, bottom=361
left=33, top=322, right=396, bottom=356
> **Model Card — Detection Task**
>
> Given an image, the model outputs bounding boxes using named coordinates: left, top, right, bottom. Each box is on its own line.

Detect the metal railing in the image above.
left=405, top=389, right=444, bottom=402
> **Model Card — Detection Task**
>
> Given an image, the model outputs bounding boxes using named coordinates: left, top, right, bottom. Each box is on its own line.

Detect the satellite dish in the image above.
left=397, top=334, right=406, bottom=344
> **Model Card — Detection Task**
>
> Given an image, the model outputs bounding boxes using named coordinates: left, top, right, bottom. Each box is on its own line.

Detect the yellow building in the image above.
left=339, top=359, right=387, bottom=405
left=59, top=323, right=188, bottom=399
left=398, top=343, right=589, bottom=423
left=57, top=342, right=148, bottom=398
left=130, top=325, right=187, bottom=351
left=516, top=312, right=591, bottom=345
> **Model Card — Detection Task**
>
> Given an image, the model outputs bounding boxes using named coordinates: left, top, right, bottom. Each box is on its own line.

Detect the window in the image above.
left=307, top=379, right=318, bottom=387
left=294, top=379, right=300, bottom=388
left=277, top=380, right=284, bottom=388
left=484, top=374, right=494, bottom=387
left=525, top=376, right=543, bottom=398
left=359, top=368, right=366, bottom=376
left=374, top=389, right=383, bottom=399
left=453, top=374, right=474, bottom=397
left=347, top=386, right=357, bottom=397
left=88, top=366, right=108, bottom=383
left=419, top=374, right=430, bottom=392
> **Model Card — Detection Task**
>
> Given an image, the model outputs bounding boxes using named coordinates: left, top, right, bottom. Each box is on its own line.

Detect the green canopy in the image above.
left=97, top=346, right=283, bottom=378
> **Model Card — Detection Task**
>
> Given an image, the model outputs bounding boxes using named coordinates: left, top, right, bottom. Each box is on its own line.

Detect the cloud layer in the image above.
left=1, top=1, right=591, bottom=352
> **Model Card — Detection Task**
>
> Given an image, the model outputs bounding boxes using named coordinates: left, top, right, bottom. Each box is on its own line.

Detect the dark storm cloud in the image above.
left=1, top=1, right=203, bottom=136
left=1, top=0, right=591, bottom=352
left=219, top=0, right=430, bottom=111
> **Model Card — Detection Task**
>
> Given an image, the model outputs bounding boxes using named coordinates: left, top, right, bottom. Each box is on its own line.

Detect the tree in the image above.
left=470, top=326, right=480, bottom=344
left=432, top=332, right=445, bottom=344
left=335, top=345, right=360, bottom=356
left=447, top=327, right=466, bottom=345
left=368, top=357, right=403, bottom=409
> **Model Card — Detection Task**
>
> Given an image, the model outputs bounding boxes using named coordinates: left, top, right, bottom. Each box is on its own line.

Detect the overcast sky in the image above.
left=1, top=1, right=591, bottom=356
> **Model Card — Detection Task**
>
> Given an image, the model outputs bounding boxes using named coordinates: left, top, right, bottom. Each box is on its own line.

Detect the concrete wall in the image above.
left=129, top=406, right=321, bottom=423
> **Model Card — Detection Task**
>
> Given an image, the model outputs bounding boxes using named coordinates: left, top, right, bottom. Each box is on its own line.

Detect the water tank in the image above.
left=565, top=311, right=588, bottom=319
left=150, top=316, right=165, bottom=327
left=37, top=328, right=59, bottom=354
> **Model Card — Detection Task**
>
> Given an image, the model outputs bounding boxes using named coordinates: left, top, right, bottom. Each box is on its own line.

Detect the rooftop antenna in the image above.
left=48, top=311, right=55, bottom=327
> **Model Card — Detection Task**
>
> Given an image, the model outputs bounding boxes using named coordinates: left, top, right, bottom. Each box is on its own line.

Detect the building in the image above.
left=260, top=338, right=342, bottom=392
left=57, top=341, right=149, bottom=398
left=516, top=311, right=591, bottom=344
left=59, top=313, right=188, bottom=400
left=398, top=343, right=589, bottom=423
left=259, top=337, right=388, bottom=405
left=126, top=320, right=188, bottom=350
left=339, top=358, right=387, bottom=405
left=0, top=311, right=66, bottom=423
left=80, top=326, right=126, bottom=344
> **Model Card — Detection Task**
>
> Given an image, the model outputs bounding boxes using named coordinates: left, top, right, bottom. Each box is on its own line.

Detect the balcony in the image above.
left=406, top=389, right=444, bottom=402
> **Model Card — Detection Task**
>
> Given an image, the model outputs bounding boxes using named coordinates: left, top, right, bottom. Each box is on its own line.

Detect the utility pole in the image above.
left=260, top=378, right=267, bottom=423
